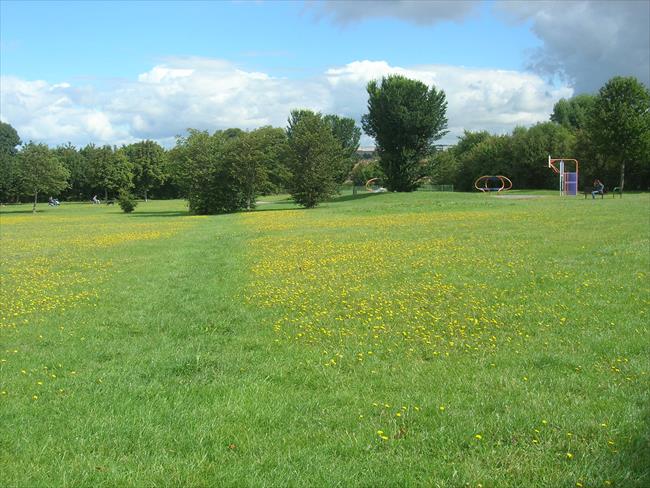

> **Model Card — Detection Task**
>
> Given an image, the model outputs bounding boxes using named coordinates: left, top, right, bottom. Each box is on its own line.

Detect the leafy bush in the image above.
left=118, top=190, right=138, bottom=213
left=286, top=110, right=343, bottom=208
left=174, top=130, right=246, bottom=215
left=350, top=159, right=384, bottom=186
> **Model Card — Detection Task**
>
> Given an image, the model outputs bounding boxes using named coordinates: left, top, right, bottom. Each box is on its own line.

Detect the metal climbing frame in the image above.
left=548, top=156, right=579, bottom=196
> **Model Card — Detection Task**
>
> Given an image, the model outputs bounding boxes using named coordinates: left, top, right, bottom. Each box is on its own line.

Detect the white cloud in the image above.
left=324, top=60, right=573, bottom=144
left=311, top=0, right=650, bottom=93
left=0, top=57, right=572, bottom=148
left=0, top=76, right=129, bottom=145
left=137, top=66, right=194, bottom=84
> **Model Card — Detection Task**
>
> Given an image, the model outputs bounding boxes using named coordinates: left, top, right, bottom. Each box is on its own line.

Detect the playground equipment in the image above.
left=365, top=178, right=387, bottom=193
left=548, top=156, right=579, bottom=196
left=474, top=175, right=513, bottom=193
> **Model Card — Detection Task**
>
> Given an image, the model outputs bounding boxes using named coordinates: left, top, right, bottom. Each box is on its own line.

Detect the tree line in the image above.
left=1, top=74, right=647, bottom=213
left=424, top=76, right=650, bottom=192
left=0, top=111, right=363, bottom=213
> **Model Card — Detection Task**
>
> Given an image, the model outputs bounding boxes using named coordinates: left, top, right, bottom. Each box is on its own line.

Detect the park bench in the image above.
left=583, top=186, right=604, bottom=199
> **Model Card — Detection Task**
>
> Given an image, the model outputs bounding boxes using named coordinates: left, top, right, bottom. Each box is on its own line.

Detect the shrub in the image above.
left=350, top=159, right=384, bottom=186
left=118, top=190, right=138, bottom=213
left=286, top=110, right=343, bottom=208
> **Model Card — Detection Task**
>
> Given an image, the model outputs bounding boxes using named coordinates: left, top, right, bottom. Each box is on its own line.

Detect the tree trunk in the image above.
left=104, top=188, right=108, bottom=202
left=619, top=161, right=625, bottom=197
left=33, top=190, right=38, bottom=213
left=144, top=189, right=148, bottom=202
left=248, top=173, right=255, bottom=210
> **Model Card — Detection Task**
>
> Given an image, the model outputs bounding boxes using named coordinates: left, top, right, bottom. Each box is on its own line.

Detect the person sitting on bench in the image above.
left=592, top=179, right=604, bottom=199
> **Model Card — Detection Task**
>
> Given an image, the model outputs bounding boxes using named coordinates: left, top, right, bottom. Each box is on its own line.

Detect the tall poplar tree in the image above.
left=362, top=75, right=448, bottom=191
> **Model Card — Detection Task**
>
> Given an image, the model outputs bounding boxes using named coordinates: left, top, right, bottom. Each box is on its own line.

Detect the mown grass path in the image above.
left=1, top=193, right=648, bottom=487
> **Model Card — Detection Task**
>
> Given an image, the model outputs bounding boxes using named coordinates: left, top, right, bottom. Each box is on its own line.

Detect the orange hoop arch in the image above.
left=365, top=178, right=386, bottom=193
left=474, top=175, right=513, bottom=192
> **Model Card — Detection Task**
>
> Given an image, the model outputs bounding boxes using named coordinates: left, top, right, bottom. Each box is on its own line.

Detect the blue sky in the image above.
left=1, top=1, right=648, bottom=147
left=1, top=1, right=540, bottom=79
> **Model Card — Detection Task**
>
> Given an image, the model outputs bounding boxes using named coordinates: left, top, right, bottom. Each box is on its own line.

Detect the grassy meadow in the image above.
left=1, top=191, right=649, bottom=487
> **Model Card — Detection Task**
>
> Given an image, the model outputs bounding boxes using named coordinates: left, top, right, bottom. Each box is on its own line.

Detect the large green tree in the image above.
left=509, top=122, right=576, bottom=189
left=287, top=110, right=358, bottom=186
left=456, top=135, right=513, bottom=191
left=588, top=76, right=650, bottom=193
left=54, top=143, right=89, bottom=201
left=550, top=94, right=596, bottom=130
left=449, top=124, right=575, bottom=191
left=323, top=114, right=361, bottom=184
left=226, top=127, right=289, bottom=210
left=122, top=140, right=167, bottom=201
left=226, top=130, right=267, bottom=211
left=0, top=121, right=21, bottom=155
left=440, top=131, right=491, bottom=191
left=362, top=75, right=448, bottom=191
left=252, top=126, right=291, bottom=194
left=81, top=144, right=133, bottom=201
left=286, top=110, right=344, bottom=208
left=0, top=122, right=22, bottom=202
left=17, top=142, right=70, bottom=212
left=172, top=129, right=245, bottom=214
left=424, top=149, right=459, bottom=186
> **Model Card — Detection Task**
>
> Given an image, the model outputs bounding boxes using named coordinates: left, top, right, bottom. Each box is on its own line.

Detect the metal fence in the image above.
left=417, top=184, right=454, bottom=192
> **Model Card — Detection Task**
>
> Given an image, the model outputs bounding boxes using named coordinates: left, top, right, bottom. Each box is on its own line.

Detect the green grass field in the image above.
left=1, top=192, right=649, bottom=487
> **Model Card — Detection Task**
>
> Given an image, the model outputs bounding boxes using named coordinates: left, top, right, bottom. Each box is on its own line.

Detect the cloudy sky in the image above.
left=1, top=0, right=648, bottom=148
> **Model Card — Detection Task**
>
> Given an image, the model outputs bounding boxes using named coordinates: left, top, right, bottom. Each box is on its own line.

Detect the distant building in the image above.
left=357, top=145, right=452, bottom=158
left=356, top=148, right=376, bottom=159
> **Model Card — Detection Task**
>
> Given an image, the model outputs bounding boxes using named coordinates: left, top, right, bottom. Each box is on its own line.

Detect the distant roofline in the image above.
left=357, top=144, right=453, bottom=153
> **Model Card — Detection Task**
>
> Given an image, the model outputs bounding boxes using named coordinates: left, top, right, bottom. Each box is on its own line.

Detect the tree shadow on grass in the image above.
left=250, top=205, right=306, bottom=213
left=257, top=199, right=295, bottom=205
left=128, top=211, right=191, bottom=218
left=251, top=192, right=381, bottom=212
left=327, top=192, right=383, bottom=203
left=0, top=209, right=38, bottom=214
left=620, top=405, right=650, bottom=485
